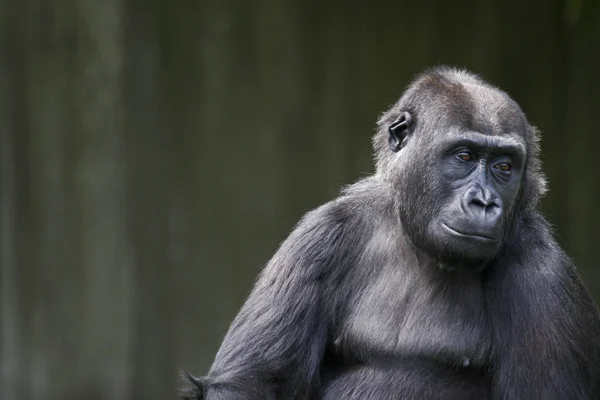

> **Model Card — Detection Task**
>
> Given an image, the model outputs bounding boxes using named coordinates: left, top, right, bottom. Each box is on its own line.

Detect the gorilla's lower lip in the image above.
left=442, top=223, right=498, bottom=242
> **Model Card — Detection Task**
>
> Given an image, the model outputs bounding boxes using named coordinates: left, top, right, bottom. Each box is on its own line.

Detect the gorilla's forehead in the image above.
left=461, top=82, right=528, bottom=135
left=410, top=71, right=529, bottom=137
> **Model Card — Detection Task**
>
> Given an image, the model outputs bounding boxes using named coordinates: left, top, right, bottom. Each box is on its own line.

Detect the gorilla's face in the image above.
left=396, top=129, right=526, bottom=267
left=425, top=130, right=525, bottom=264
left=389, top=112, right=527, bottom=268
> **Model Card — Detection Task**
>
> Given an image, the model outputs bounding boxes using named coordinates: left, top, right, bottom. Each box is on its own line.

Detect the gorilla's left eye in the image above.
left=494, top=163, right=512, bottom=172
left=457, top=152, right=473, bottom=162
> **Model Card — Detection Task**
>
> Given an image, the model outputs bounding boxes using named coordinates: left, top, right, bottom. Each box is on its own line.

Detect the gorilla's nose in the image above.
left=462, top=186, right=502, bottom=222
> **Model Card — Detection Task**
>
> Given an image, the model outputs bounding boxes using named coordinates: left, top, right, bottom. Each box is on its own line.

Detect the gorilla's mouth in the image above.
left=441, top=223, right=498, bottom=242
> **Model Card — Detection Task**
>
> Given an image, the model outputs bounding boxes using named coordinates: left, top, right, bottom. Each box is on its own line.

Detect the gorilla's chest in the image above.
left=340, top=264, right=491, bottom=368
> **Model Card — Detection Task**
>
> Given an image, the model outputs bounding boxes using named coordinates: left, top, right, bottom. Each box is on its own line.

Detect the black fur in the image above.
left=181, top=67, right=600, bottom=399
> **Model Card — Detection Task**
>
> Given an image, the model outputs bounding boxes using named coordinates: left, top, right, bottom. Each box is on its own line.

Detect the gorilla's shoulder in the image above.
left=285, top=177, right=387, bottom=266
left=299, top=177, right=390, bottom=232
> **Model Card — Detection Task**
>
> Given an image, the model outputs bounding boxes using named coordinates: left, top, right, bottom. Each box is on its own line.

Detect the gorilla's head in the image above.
left=373, top=67, right=547, bottom=269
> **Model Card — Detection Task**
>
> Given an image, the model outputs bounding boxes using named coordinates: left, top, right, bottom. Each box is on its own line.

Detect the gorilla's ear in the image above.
left=388, top=111, right=413, bottom=152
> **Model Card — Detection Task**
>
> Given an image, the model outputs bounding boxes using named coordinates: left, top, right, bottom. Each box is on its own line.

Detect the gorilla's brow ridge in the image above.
left=445, top=131, right=526, bottom=156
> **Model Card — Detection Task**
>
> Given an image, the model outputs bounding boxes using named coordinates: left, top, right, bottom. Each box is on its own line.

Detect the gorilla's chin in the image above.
left=443, top=237, right=499, bottom=268
left=420, top=222, right=502, bottom=272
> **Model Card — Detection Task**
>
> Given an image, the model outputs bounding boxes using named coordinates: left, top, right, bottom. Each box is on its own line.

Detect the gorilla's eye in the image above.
left=495, top=163, right=512, bottom=172
left=457, top=152, right=473, bottom=162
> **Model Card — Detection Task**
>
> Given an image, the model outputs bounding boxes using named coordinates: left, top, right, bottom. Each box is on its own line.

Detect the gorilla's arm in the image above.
left=488, top=214, right=600, bottom=399
left=182, top=204, right=360, bottom=399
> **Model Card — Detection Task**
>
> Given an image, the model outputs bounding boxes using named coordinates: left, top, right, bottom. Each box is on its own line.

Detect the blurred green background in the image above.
left=1, top=0, right=599, bottom=399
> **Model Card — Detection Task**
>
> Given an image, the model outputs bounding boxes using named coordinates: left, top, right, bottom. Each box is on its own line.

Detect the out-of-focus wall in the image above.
left=1, top=0, right=599, bottom=398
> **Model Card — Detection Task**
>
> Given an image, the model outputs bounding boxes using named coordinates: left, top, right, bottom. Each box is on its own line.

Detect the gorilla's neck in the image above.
left=434, top=242, right=492, bottom=273
left=437, top=260, right=488, bottom=274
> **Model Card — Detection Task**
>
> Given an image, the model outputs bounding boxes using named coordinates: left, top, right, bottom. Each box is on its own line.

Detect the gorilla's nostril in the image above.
left=470, top=197, right=499, bottom=211
left=471, top=198, right=486, bottom=208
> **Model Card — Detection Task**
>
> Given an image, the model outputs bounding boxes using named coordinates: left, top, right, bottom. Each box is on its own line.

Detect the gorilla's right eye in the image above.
left=457, top=152, right=473, bottom=162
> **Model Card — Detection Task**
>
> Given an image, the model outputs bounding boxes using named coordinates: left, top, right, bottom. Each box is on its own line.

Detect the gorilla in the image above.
left=181, top=67, right=600, bottom=399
